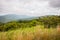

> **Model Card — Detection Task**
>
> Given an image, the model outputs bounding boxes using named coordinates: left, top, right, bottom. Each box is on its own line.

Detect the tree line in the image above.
left=0, top=15, right=60, bottom=31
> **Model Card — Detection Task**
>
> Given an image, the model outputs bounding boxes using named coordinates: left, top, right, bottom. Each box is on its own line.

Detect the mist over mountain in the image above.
left=0, top=14, right=33, bottom=23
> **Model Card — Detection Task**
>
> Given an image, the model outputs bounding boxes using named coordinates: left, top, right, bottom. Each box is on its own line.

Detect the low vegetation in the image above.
left=0, top=15, right=60, bottom=40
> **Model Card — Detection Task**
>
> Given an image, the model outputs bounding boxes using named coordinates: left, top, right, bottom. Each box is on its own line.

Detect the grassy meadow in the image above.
left=0, top=25, right=60, bottom=40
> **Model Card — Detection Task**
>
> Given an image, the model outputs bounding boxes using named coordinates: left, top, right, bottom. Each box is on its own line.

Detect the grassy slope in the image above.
left=0, top=25, right=60, bottom=40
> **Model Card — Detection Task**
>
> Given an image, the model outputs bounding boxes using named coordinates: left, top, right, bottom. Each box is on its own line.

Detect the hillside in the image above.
left=0, top=14, right=33, bottom=23
left=0, top=15, right=60, bottom=40
left=0, top=15, right=60, bottom=31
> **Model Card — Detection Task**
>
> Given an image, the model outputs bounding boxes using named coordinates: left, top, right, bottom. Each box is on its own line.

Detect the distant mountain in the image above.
left=0, top=14, right=33, bottom=23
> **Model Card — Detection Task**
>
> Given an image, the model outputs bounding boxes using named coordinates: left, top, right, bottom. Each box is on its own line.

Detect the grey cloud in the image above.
left=0, top=0, right=60, bottom=16
left=18, top=0, right=48, bottom=3
left=50, top=0, right=60, bottom=8
left=38, top=0, right=48, bottom=1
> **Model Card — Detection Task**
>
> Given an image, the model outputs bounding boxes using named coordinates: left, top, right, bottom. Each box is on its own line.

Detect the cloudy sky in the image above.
left=0, top=0, right=60, bottom=16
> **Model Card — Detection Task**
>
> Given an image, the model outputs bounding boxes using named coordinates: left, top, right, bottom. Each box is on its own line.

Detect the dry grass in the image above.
left=0, top=26, right=60, bottom=40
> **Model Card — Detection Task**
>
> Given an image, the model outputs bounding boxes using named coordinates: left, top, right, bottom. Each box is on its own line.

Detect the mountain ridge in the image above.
left=0, top=14, right=33, bottom=23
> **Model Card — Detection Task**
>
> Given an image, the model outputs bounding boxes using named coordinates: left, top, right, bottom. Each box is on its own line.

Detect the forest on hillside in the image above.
left=0, top=15, right=60, bottom=31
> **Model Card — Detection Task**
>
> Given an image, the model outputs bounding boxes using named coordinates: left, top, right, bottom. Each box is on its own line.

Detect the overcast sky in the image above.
left=0, top=0, right=60, bottom=16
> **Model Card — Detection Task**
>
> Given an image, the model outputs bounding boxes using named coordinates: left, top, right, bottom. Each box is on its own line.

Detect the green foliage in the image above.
left=39, top=15, right=60, bottom=28
left=0, top=15, right=60, bottom=31
left=0, top=21, right=20, bottom=31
